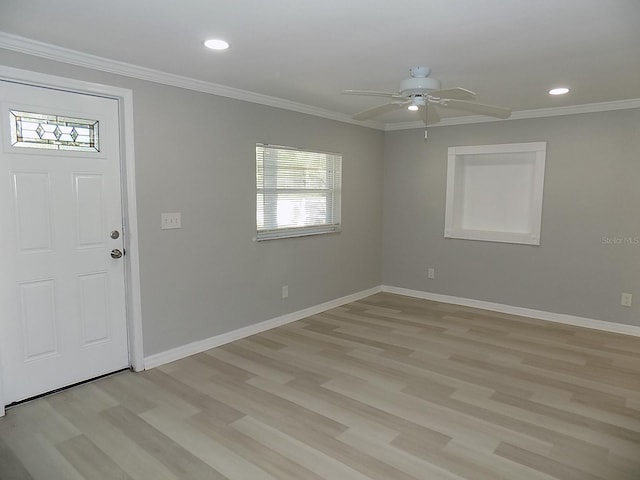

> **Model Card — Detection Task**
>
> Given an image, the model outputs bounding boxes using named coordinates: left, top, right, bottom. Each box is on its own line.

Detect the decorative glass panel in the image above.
left=10, top=110, right=100, bottom=152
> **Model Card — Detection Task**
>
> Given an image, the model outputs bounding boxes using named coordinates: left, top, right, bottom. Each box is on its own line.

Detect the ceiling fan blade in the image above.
left=429, top=87, right=476, bottom=100
left=440, top=99, right=511, bottom=119
left=419, top=105, right=440, bottom=125
left=352, top=101, right=408, bottom=120
left=342, top=90, right=404, bottom=99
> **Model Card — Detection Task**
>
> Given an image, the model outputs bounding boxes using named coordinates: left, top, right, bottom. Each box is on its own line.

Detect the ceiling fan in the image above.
left=342, top=66, right=511, bottom=125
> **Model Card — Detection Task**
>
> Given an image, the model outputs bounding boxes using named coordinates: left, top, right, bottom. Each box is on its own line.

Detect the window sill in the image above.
left=256, top=225, right=341, bottom=241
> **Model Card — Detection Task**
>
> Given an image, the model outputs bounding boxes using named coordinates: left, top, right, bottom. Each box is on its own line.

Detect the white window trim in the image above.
left=256, top=144, right=342, bottom=241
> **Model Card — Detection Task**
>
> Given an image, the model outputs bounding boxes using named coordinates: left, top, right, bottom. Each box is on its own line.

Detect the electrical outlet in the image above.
left=282, top=285, right=289, bottom=299
left=427, top=268, right=435, bottom=279
left=621, top=293, right=632, bottom=307
left=161, top=212, right=181, bottom=229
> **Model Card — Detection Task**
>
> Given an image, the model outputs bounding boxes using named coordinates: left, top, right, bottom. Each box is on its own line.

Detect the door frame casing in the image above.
left=0, top=66, right=144, bottom=416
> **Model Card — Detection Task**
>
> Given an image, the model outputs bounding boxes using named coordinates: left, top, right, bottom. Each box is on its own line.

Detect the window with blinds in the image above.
left=256, top=144, right=342, bottom=241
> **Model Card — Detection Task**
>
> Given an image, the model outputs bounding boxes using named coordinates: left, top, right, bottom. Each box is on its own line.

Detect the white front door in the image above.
left=0, top=80, right=129, bottom=405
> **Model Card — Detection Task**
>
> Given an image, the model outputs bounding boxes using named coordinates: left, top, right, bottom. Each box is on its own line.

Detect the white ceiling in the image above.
left=1, top=0, right=639, bottom=127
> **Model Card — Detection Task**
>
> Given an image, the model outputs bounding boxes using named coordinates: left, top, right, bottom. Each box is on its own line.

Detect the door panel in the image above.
left=1, top=80, right=129, bottom=405
left=12, top=171, right=54, bottom=252
left=18, top=278, right=58, bottom=360
left=74, top=173, right=106, bottom=247
left=78, top=271, right=110, bottom=346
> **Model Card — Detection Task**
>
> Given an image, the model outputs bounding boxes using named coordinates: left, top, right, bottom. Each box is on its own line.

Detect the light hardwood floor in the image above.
left=2, top=292, right=640, bottom=479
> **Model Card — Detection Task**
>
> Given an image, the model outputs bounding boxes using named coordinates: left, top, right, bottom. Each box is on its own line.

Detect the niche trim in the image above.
left=444, top=142, right=546, bottom=245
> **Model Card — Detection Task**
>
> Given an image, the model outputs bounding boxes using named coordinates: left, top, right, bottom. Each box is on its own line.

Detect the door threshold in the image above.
left=4, top=367, right=131, bottom=410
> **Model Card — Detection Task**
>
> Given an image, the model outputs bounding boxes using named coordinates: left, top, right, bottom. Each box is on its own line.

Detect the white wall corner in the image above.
left=381, top=285, right=640, bottom=338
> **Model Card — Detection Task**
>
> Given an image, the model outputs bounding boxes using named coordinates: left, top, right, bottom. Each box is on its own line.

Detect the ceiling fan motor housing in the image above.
left=399, top=76, right=441, bottom=96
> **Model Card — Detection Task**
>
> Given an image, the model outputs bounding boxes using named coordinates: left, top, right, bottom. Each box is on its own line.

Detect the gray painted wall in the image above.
left=1, top=50, right=384, bottom=356
left=383, top=109, right=640, bottom=325
left=2, top=48, right=637, bottom=361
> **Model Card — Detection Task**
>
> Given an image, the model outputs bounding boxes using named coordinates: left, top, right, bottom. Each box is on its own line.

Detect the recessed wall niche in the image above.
left=444, top=142, right=547, bottom=245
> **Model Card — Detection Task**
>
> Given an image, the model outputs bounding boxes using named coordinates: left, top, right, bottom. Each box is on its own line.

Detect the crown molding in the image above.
left=0, top=32, right=383, bottom=130
left=2, top=32, right=638, bottom=132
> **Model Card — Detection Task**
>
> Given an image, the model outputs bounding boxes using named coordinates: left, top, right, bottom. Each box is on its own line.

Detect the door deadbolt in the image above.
left=110, top=249, right=123, bottom=259
left=110, top=230, right=120, bottom=239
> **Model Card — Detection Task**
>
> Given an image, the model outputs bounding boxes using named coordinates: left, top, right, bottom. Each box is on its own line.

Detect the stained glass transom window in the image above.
left=10, top=110, right=100, bottom=152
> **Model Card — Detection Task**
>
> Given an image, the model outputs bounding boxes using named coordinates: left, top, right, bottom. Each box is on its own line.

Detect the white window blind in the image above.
left=256, top=144, right=342, bottom=241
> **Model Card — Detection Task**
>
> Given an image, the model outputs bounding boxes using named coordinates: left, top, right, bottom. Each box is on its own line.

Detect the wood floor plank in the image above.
left=495, top=441, right=606, bottom=480
left=101, top=405, right=229, bottom=480
left=140, top=406, right=277, bottom=480
left=2, top=292, right=640, bottom=479
left=391, top=432, right=550, bottom=480
left=55, top=435, right=135, bottom=480
left=47, top=389, right=180, bottom=480
left=337, top=428, right=467, bottom=480
left=2, top=432, right=85, bottom=480
left=140, top=368, right=245, bottom=424
left=189, top=410, right=328, bottom=480
left=0, top=436, right=34, bottom=480
left=232, top=415, right=374, bottom=480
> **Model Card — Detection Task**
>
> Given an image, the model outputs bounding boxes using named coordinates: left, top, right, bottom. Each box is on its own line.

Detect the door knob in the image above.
left=110, top=249, right=123, bottom=259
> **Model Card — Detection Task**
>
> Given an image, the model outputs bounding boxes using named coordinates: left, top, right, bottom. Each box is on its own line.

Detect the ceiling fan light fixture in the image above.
left=549, top=87, right=569, bottom=95
left=204, top=39, right=230, bottom=50
left=408, top=96, right=426, bottom=111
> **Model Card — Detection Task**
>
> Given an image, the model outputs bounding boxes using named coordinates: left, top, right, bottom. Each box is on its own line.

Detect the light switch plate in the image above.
left=161, top=212, right=181, bottom=229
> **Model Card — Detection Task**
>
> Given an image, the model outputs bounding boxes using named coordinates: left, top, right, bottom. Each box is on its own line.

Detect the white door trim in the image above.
left=0, top=66, right=144, bottom=416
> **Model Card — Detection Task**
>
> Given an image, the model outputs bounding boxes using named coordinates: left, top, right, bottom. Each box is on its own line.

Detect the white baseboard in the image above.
left=144, top=286, right=382, bottom=369
left=144, top=284, right=639, bottom=369
left=382, top=285, right=640, bottom=337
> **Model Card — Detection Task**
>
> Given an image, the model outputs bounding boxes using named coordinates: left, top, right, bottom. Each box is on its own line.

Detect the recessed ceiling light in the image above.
left=549, top=87, right=569, bottom=95
left=204, top=39, right=230, bottom=50
left=407, top=105, right=419, bottom=111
